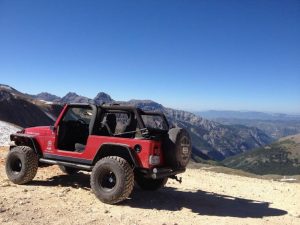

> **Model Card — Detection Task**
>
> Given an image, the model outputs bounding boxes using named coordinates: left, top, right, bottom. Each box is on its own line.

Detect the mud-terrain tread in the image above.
left=6, top=146, right=38, bottom=184
left=91, top=156, right=134, bottom=204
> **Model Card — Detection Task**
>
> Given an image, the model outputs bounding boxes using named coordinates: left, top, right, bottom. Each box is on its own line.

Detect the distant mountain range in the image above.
left=34, top=92, right=61, bottom=102
left=197, top=110, right=300, bottom=121
left=222, top=134, right=300, bottom=175
left=197, top=110, right=300, bottom=139
left=0, top=84, right=274, bottom=160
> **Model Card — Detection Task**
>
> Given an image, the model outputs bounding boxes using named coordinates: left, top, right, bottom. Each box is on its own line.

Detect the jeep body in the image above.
left=6, top=103, right=191, bottom=204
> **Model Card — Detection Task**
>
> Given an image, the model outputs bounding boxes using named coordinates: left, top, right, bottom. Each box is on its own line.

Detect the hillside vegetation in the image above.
left=223, top=134, right=300, bottom=175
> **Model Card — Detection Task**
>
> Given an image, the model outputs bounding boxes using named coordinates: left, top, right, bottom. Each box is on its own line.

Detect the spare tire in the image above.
left=163, top=128, right=192, bottom=168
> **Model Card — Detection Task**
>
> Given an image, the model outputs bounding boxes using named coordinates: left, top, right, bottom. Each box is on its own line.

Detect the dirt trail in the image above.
left=0, top=147, right=299, bottom=225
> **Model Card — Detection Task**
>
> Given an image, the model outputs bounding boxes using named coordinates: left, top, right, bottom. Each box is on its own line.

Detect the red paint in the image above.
left=21, top=104, right=164, bottom=169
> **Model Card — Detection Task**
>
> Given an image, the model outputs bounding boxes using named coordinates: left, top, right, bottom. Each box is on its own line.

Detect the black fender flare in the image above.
left=10, top=133, right=42, bottom=157
left=93, top=143, right=139, bottom=167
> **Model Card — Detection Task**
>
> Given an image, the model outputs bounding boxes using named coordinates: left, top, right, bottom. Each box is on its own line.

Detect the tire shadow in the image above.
left=29, top=172, right=91, bottom=190
left=124, top=187, right=287, bottom=218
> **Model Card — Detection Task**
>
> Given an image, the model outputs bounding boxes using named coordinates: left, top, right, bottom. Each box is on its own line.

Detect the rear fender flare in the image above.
left=93, top=143, right=139, bottom=167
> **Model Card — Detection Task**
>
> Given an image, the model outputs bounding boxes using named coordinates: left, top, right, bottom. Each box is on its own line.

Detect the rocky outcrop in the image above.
left=94, top=92, right=113, bottom=105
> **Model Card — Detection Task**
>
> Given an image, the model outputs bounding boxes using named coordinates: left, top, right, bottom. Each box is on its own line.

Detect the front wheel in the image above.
left=90, top=156, right=134, bottom=204
left=5, top=146, right=38, bottom=184
left=135, top=174, right=168, bottom=191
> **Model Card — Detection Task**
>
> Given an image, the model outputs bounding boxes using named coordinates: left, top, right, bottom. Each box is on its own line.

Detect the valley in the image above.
left=197, top=110, right=300, bottom=139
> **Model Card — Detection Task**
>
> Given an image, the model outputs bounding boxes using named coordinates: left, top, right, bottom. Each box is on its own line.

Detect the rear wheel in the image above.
left=59, top=165, right=79, bottom=175
left=135, top=174, right=168, bottom=191
left=5, top=146, right=38, bottom=184
left=90, top=156, right=134, bottom=204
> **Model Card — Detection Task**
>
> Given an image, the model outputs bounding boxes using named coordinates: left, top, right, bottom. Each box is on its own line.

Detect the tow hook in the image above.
left=170, top=175, right=182, bottom=183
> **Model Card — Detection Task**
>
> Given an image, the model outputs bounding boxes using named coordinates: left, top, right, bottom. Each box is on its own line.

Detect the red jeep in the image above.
left=5, top=103, right=191, bottom=204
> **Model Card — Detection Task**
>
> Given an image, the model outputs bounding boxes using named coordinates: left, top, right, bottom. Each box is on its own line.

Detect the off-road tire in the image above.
left=90, top=156, right=134, bottom=204
left=59, top=165, right=79, bottom=175
left=164, top=128, right=192, bottom=168
left=5, top=146, right=38, bottom=184
left=135, top=174, right=168, bottom=191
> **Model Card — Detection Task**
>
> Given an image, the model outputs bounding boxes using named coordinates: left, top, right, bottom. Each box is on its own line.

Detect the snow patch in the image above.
left=280, top=176, right=297, bottom=182
left=0, top=121, right=21, bottom=146
left=39, top=99, right=54, bottom=105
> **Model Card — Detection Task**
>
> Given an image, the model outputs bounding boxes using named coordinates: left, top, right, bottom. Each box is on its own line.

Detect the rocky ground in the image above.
left=0, top=146, right=300, bottom=225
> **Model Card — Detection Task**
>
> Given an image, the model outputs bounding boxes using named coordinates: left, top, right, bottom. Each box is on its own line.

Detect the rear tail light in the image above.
left=149, top=155, right=160, bottom=165
left=153, top=146, right=160, bottom=155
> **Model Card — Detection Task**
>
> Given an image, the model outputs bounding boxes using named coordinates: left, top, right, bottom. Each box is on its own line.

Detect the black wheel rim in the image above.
left=98, top=169, right=117, bottom=191
left=10, top=157, right=22, bottom=174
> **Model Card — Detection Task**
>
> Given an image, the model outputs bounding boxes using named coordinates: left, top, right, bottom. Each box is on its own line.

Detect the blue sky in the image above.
left=0, top=0, right=299, bottom=113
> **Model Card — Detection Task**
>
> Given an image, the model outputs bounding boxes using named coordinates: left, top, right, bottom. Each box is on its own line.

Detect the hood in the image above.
left=25, top=126, right=51, bottom=136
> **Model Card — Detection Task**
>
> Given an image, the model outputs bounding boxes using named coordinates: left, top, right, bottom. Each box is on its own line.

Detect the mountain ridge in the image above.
left=197, top=110, right=300, bottom=120
left=35, top=92, right=61, bottom=102
left=0, top=84, right=273, bottom=160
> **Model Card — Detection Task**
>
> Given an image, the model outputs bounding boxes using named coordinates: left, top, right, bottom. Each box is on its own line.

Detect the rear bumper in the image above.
left=138, top=167, right=186, bottom=179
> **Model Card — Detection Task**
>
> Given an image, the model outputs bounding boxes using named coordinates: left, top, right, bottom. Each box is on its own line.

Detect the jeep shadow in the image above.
left=29, top=173, right=287, bottom=218
left=125, top=186, right=287, bottom=218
